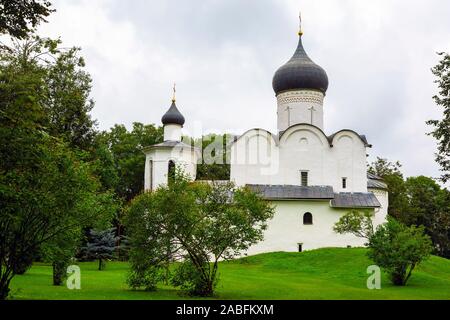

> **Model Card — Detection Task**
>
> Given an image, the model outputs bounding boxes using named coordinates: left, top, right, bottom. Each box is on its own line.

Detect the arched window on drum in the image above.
left=168, top=160, right=176, bottom=184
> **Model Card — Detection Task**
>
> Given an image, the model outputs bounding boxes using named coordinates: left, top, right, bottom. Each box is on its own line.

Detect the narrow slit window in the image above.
left=149, top=160, right=153, bottom=191
left=301, top=171, right=308, bottom=186
left=342, top=177, right=347, bottom=189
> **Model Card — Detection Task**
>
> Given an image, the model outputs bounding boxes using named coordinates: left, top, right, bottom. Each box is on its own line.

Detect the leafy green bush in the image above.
left=335, top=212, right=433, bottom=286
left=125, top=171, right=274, bottom=296
left=127, top=265, right=161, bottom=291
left=368, top=219, right=433, bottom=286
left=171, top=258, right=219, bottom=296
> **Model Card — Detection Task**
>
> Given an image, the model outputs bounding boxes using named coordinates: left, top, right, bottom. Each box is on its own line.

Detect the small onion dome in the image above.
left=272, top=35, right=329, bottom=95
left=161, top=100, right=185, bottom=126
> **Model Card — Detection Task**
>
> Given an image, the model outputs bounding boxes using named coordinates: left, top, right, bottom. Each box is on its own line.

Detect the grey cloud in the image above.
left=41, top=0, right=450, bottom=184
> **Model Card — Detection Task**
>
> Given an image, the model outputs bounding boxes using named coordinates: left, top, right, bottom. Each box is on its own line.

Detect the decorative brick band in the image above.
left=277, top=90, right=324, bottom=105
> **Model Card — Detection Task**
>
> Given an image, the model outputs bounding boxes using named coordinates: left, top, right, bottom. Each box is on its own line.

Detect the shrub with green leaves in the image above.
left=333, top=209, right=374, bottom=241
left=335, top=212, right=433, bottom=286
left=368, top=218, right=433, bottom=286
left=125, top=171, right=274, bottom=296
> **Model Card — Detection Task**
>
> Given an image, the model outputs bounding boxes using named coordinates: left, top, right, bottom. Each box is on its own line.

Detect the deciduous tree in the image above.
left=368, top=157, right=409, bottom=222
left=427, top=52, right=450, bottom=183
left=125, top=172, right=274, bottom=296
left=368, top=219, right=433, bottom=286
left=0, top=0, right=53, bottom=39
left=99, top=123, right=163, bottom=202
left=333, top=210, right=374, bottom=240
left=335, top=213, right=433, bottom=286
left=0, top=34, right=116, bottom=297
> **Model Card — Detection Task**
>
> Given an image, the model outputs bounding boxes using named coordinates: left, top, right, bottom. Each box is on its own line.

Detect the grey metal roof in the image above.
left=161, top=101, right=185, bottom=126
left=246, top=184, right=334, bottom=200
left=367, top=173, right=383, bottom=180
left=367, top=173, right=388, bottom=190
left=272, top=35, right=328, bottom=95
left=367, top=179, right=388, bottom=190
left=331, top=192, right=381, bottom=208
left=327, top=130, right=372, bottom=148
left=143, top=140, right=200, bottom=152
left=274, top=126, right=372, bottom=148
left=151, top=141, right=191, bottom=148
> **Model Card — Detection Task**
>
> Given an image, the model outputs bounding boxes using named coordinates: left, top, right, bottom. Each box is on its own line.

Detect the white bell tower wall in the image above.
left=277, top=90, right=325, bottom=132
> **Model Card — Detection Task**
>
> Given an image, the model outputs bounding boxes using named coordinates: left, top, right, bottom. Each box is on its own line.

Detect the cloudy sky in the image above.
left=37, top=0, right=450, bottom=182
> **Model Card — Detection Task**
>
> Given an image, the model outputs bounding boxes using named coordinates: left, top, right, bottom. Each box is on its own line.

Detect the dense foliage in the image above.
left=368, top=219, right=433, bottom=286
left=97, top=123, right=163, bottom=203
left=335, top=212, right=433, bottom=286
left=427, top=52, right=450, bottom=183
left=125, top=172, right=274, bottom=296
left=369, top=158, right=450, bottom=258
left=368, top=157, right=409, bottom=221
left=0, top=36, right=117, bottom=297
left=0, top=0, right=54, bottom=39
left=195, top=134, right=232, bottom=181
left=333, top=210, right=374, bottom=240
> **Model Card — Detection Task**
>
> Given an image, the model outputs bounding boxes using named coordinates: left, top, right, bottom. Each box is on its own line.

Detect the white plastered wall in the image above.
left=368, top=188, right=389, bottom=227
left=277, top=90, right=325, bottom=132
left=144, top=146, right=198, bottom=191
left=246, top=200, right=376, bottom=255
left=163, top=124, right=182, bottom=141
left=230, top=124, right=368, bottom=193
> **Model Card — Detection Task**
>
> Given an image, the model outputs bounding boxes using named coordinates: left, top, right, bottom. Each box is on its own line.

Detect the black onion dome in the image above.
left=161, top=101, right=185, bottom=126
left=272, top=35, right=328, bottom=95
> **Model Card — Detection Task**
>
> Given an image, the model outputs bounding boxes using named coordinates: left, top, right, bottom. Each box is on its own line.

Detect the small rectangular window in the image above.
left=298, top=243, right=303, bottom=253
left=301, top=171, right=308, bottom=186
left=342, top=177, right=347, bottom=189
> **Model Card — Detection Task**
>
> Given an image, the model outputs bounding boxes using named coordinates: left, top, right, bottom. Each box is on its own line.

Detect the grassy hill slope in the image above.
left=9, top=248, right=450, bottom=300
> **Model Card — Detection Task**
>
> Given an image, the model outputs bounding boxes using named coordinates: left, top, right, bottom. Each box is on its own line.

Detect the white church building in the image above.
left=143, top=17, right=388, bottom=255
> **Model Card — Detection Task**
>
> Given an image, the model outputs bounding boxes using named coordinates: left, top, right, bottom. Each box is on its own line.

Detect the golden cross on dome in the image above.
left=172, top=83, right=176, bottom=102
left=298, top=11, right=303, bottom=36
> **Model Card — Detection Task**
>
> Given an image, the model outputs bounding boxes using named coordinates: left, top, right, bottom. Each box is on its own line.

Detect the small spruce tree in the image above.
left=82, top=228, right=118, bottom=271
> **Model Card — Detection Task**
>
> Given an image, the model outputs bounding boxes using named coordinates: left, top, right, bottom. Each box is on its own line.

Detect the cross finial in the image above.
left=172, top=83, right=176, bottom=102
left=298, top=11, right=303, bottom=36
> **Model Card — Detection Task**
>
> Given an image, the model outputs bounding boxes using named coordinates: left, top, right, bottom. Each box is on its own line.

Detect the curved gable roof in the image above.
left=231, top=123, right=372, bottom=149
left=230, top=128, right=279, bottom=146
left=328, top=130, right=372, bottom=148
left=279, top=123, right=330, bottom=146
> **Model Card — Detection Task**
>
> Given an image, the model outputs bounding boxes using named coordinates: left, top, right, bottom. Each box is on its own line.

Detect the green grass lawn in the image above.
left=9, top=248, right=450, bottom=300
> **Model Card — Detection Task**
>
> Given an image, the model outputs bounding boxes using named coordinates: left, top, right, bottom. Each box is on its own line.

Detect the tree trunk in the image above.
left=12, top=255, right=33, bottom=275
left=195, top=279, right=214, bottom=297
left=403, top=264, right=416, bottom=286
left=0, top=277, right=12, bottom=300
left=117, top=225, right=121, bottom=261
left=204, top=280, right=214, bottom=297
left=52, top=261, right=66, bottom=286
left=391, top=271, right=406, bottom=286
